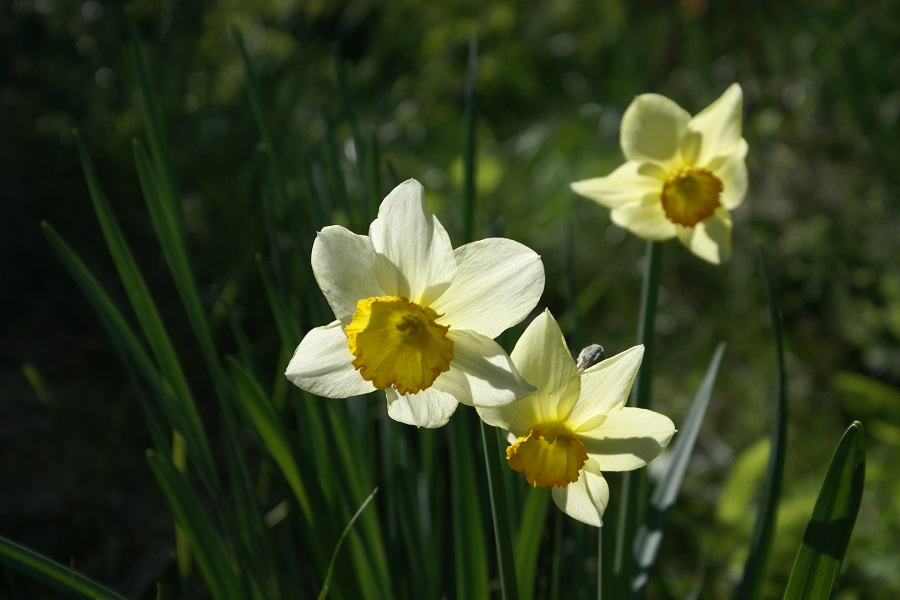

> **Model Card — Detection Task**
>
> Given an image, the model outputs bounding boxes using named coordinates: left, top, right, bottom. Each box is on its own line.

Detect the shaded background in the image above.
left=2, top=0, right=899, bottom=597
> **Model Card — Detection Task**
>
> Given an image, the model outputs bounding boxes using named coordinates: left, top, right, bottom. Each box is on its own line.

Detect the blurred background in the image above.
left=2, top=0, right=898, bottom=597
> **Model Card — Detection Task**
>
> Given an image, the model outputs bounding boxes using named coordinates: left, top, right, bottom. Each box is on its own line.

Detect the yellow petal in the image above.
left=687, top=83, right=744, bottom=167
left=676, top=207, right=732, bottom=264
left=610, top=196, right=678, bottom=241
left=570, top=161, right=666, bottom=209
left=621, top=94, right=691, bottom=169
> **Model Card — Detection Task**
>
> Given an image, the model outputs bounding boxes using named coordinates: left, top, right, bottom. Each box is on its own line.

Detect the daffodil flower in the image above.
left=571, top=84, right=748, bottom=264
left=477, top=310, right=675, bottom=526
left=285, top=179, right=545, bottom=428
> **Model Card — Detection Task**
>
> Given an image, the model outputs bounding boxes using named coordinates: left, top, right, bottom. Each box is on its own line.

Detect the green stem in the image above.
left=480, top=421, right=520, bottom=600
left=611, top=240, right=661, bottom=597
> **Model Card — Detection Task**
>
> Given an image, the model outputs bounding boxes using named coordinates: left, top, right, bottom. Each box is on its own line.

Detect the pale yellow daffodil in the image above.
left=477, top=310, right=675, bottom=526
left=571, top=84, right=748, bottom=264
left=285, top=179, right=545, bottom=428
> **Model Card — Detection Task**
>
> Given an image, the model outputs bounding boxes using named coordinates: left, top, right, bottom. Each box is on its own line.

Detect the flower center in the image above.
left=345, top=296, right=454, bottom=395
left=506, top=422, right=588, bottom=488
left=660, top=167, right=723, bottom=227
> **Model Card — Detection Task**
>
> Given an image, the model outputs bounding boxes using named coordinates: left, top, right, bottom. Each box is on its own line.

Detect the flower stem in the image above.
left=610, top=240, right=661, bottom=598
left=481, top=420, right=520, bottom=600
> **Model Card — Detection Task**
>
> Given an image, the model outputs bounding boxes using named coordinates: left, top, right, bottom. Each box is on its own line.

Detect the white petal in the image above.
left=570, top=161, right=666, bottom=210
left=610, top=196, right=678, bottom=241
left=285, top=321, right=376, bottom=398
left=386, top=386, right=459, bottom=428
left=578, top=407, right=676, bottom=471
left=311, top=226, right=384, bottom=324
left=551, top=460, right=609, bottom=527
left=566, top=345, right=644, bottom=430
left=712, top=139, right=749, bottom=210
left=507, top=310, right=581, bottom=424
left=688, top=83, right=744, bottom=166
left=676, top=208, right=732, bottom=264
left=621, top=94, right=691, bottom=169
left=433, top=330, right=535, bottom=408
left=430, top=238, right=544, bottom=339
left=369, top=179, right=456, bottom=306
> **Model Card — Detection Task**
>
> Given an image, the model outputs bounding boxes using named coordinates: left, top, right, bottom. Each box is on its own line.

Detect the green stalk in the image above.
left=611, top=240, right=661, bottom=596
left=481, top=422, right=520, bottom=600
left=460, top=33, right=518, bottom=599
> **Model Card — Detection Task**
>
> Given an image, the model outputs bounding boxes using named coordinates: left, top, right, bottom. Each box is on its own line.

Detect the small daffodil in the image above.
left=572, top=84, right=748, bottom=264
left=285, top=179, right=545, bottom=429
left=477, top=311, right=675, bottom=526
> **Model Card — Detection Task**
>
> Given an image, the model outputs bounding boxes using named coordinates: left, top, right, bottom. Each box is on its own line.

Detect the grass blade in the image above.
left=515, top=488, right=550, bottom=600
left=736, top=250, right=788, bottom=600
left=449, top=416, right=490, bottom=600
left=784, top=421, right=866, bottom=598
left=614, top=240, right=662, bottom=596
left=631, top=342, right=726, bottom=597
left=317, top=488, right=379, bottom=600
left=227, top=357, right=314, bottom=525
left=0, top=535, right=129, bottom=600
left=481, top=422, right=520, bottom=600
left=146, top=450, right=242, bottom=600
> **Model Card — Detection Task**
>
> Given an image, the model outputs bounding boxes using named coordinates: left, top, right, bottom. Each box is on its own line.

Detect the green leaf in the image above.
left=0, top=535, right=129, bottom=600
left=147, top=450, right=243, bottom=600
left=784, top=422, right=866, bottom=599
left=736, top=249, right=788, bottom=600
left=227, top=357, right=314, bottom=525
left=317, top=487, right=380, bottom=600
left=515, top=487, right=550, bottom=600
left=631, top=342, right=726, bottom=597
left=614, top=239, right=662, bottom=597
left=449, top=415, right=490, bottom=600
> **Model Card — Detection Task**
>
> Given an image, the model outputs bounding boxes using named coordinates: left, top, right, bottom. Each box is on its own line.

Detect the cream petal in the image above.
left=676, top=208, right=732, bottom=264
left=430, top=238, right=544, bottom=339
left=688, top=83, right=744, bottom=167
left=385, top=386, right=459, bottom=428
left=610, top=196, right=678, bottom=240
left=566, top=345, right=644, bottom=430
left=285, top=321, right=376, bottom=398
left=578, top=407, right=676, bottom=472
left=570, top=161, right=666, bottom=210
left=310, top=226, right=384, bottom=324
left=712, top=139, right=749, bottom=210
left=506, top=310, right=581, bottom=424
left=621, top=94, right=691, bottom=169
left=433, top=330, right=535, bottom=408
left=551, top=459, right=609, bottom=527
left=476, top=400, right=538, bottom=439
left=369, top=179, right=456, bottom=306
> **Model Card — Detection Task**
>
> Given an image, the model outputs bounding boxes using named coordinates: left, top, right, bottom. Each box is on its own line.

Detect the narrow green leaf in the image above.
left=515, top=488, right=550, bottom=600
left=126, top=14, right=183, bottom=229
left=317, top=488, right=379, bottom=600
left=784, top=422, right=866, bottom=599
left=0, top=535, right=129, bottom=600
left=73, top=133, right=214, bottom=476
left=146, top=450, right=242, bottom=600
left=449, top=416, right=490, bottom=600
left=614, top=240, right=662, bottom=597
left=461, top=36, right=478, bottom=245
left=227, top=357, right=314, bottom=524
left=481, top=422, right=520, bottom=600
left=334, top=51, right=369, bottom=217
left=736, top=249, right=788, bottom=600
left=631, top=342, right=726, bottom=597
left=42, top=222, right=211, bottom=482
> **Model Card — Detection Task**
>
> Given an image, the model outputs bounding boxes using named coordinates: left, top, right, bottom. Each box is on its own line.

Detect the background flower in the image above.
left=571, top=84, right=748, bottom=264
left=286, top=179, right=545, bottom=428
